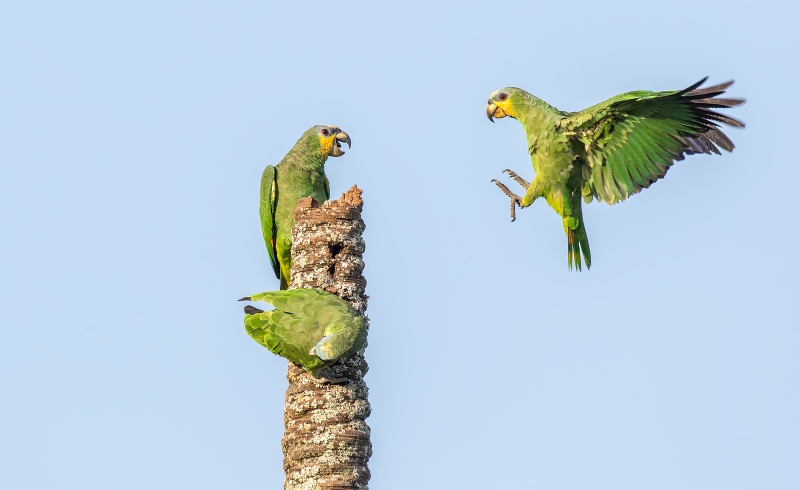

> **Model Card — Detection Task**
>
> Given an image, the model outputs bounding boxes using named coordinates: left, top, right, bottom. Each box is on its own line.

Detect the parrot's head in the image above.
left=311, top=125, right=352, bottom=158
left=486, top=87, right=524, bottom=122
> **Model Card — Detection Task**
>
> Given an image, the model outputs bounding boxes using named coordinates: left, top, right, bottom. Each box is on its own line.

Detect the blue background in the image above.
left=1, top=1, right=797, bottom=488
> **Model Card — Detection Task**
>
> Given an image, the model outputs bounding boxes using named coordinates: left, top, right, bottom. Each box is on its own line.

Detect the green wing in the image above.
left=243, top=289, right=366, bottom=374
left=324, top=175, right=331, bottom=200
left=245, top=307, right=327, bottom=371
left=260, top=165, right=279, bottom=278
left=561, top=78, right=744, bottom=204
left=250, top=288, right=356, bottom=317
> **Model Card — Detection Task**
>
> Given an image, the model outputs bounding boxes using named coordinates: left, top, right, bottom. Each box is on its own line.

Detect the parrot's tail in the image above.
left=566, top=216, right=592, bottom=271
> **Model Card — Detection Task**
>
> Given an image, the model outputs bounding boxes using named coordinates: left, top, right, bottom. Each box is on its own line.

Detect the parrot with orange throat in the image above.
left=260, top=125, right=351, bottom=288
left=487, top=78, right=744, bottom=270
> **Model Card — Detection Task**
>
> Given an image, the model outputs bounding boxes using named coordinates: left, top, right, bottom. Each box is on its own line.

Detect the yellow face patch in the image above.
left=489, top=90, right=518, bottom=119
left=316, top=125, right=340, bottom=157
left=318, top=134, right=335, bottom=156
left=495, top=100, right=517, bottom=118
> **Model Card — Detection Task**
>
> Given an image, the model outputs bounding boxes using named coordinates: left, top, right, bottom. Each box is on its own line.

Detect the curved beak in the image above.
left=486, top=101, right=506, bottom=122
left=486, top=101, right=496, bottom=122
left=330, top=129, right=351, bottom=157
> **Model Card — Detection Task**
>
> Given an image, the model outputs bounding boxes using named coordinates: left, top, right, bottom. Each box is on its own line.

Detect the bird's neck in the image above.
left=516, top=97, right=560, bottom=131
left=515, top=98, right=562, bottom=151
left=285, top=146, right=327, bottom=173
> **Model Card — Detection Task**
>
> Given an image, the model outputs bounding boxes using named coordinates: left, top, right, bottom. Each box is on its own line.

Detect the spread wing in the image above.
left=561, top=78, right=744, bottom=204
left=260, top=165, right=279, bottom=278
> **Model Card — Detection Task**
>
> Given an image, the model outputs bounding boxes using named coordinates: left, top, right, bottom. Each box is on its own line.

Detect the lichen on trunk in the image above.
left=282, top=185, right=371, bottom=490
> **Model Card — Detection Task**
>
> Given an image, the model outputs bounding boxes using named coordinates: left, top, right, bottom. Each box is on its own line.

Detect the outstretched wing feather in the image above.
left=564, top=79, right=744, bottom=204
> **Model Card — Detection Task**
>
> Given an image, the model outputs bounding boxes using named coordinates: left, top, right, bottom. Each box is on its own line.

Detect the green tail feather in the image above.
left=565, top=196, right=592, bottom=271
left=567, top=222, right=592, bottom=271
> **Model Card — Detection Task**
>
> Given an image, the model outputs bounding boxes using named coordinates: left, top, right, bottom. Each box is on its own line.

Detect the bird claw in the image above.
left=492, top=179, right=523, bottom=222
left=502, top=169, right=530, bottom=189
left=509, top=199, right=521, bottom=222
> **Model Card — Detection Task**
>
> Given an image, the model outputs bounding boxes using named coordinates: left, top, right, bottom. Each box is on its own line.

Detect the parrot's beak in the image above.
left=486, top=101, right=506, bottom=122
left=330, top=130, right=351, bottom=157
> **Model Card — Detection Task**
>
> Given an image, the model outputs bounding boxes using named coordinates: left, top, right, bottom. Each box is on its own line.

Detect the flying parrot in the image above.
left=240, top=288, right=367, bottom=382
left=486, top=78, right=744, bottom=270
left=261, top=125, right=351, bottom=289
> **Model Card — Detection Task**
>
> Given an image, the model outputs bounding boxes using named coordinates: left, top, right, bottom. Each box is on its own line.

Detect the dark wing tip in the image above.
left=244, top=305, right=264, bottom=315
left=695, top=97, right=746, bottom=108
left=676, top=77, right=709, bottom=96
left=238, top=296, right=252, bottom=302
left=688, top=80, right=736, bottom=97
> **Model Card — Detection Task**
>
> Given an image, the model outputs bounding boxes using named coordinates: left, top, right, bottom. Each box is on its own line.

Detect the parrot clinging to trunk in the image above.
left=486, top=78, right=744, bottom=270
left=261, top=125, right=351, bottom=289
left=240, top=289, right=367, bottom=383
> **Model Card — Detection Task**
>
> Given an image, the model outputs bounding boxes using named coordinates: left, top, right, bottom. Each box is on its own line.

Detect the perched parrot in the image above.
left=261, top=125, right=351, bottom=289
left=240, top=288, right=367, bottom=382
left=486, top=78, right=744, bottom=270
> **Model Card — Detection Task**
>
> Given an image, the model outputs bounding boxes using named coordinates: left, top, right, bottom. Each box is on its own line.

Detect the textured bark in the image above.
left=283, top=185, right=371, bottom=490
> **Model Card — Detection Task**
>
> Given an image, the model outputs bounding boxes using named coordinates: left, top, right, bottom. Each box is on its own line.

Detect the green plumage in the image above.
left=241, top=289, right=367, bottom=379
left=487, top=78, right=744, bottom=270
left=261, top=125, right=350, bottom=289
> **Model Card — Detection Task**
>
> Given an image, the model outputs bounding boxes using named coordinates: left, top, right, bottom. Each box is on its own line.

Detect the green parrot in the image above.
left=486, top=78, right=744, bottom=270
left=261, top=125, right=351, bottom=289
left=240, top=288, right=367, bottom=382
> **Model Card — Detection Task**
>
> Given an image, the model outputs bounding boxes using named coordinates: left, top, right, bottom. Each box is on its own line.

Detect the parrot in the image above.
left=486, top=77, right=744, bottom=271
left=261, top=125, right=351, bottom=289
left=240, top=288, right=367, bottom=382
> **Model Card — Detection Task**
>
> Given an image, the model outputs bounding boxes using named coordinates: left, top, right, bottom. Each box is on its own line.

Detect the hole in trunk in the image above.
left=328, top=244, right=342, bottom=277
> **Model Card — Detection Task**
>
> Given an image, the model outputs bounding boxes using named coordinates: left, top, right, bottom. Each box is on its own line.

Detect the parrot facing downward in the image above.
left=261, top=125, right=351, bottom=289
left=486, top=78, right=744, bottom=271
left=240, top=289, right=367, bottom=382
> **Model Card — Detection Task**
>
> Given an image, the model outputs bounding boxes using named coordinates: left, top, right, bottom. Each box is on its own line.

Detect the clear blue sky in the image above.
left=1, top=1, right=797, bottom=488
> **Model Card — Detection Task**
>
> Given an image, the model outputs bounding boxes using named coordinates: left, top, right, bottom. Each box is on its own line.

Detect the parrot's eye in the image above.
left=321, top=128, right=330, bottom=136
left=498, top=93, right=508, bottom=102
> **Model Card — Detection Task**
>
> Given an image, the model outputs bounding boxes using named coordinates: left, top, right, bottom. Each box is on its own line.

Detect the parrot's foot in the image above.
left=311, top=368, right=349, bottom=385
left=503, top=169, right=530, bottom=189
left=491, top=179, right=523, bottom=222
left=307, top=348, right=348, bottom=383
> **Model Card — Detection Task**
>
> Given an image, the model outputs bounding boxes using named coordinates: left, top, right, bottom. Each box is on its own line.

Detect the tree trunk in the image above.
left=282, top=185, right=371, bottom=490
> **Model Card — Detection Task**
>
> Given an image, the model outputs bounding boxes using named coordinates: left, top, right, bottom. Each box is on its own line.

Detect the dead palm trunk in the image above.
left=282, top=185, right=371, bottom=490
